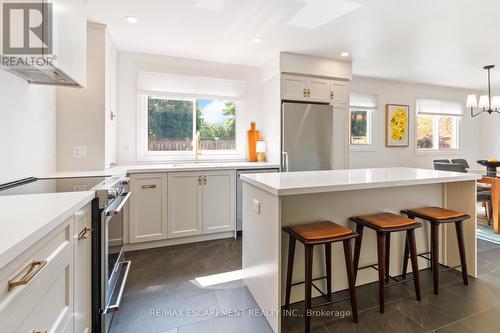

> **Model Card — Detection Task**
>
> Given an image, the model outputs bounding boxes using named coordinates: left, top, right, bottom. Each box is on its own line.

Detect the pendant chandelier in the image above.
left=467, top=65, right=500, bottom=117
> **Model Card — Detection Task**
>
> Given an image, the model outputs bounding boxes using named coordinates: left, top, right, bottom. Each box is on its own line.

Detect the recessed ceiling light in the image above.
left=341, top=52, right=350, bottom=57
left=125, top=16, right=138, bottom=24
left=252, top=37, right=262, bottom=43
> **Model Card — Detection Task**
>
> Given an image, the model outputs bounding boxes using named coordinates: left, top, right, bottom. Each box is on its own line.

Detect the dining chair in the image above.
left=451, top=159, right=470, bottom=169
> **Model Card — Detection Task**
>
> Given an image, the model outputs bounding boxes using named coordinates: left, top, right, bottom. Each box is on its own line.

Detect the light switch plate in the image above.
left=73, top=146, right=87, bottom=158
left=252, top=199, right=261, bottom=214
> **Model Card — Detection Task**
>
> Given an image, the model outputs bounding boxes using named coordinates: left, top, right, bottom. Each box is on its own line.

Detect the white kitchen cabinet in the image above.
left=167, top=172, right=203, bottom=238
left=73, top=206, right=92, bottom=333
left=130, top=174, right=168, bottom=243
left=282, top=75, right=308, bottom=101
left=0, top=216, right=75, bottom=333
left=202, top=170, right=235, bottom=234
left=330, top=80, right=349, bottom=106
left=281, top=74, right=350, bottom=105
left=306, top=77, right=331, bottom=103
left=50, top=0, right=87, bottom=86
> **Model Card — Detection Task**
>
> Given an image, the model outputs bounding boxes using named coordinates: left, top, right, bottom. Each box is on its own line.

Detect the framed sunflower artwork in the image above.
left=385, top=104, right=409, bottom=147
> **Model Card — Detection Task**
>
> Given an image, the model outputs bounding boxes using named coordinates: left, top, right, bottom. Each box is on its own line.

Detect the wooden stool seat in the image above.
left=350, top=213, right=422, bottom=314
left=404, top=207, right=468, bottom=221
left=354, top=212, right=420, bottom=230
left=283, top=221, right=358, bottom=333
left=401, top=207, right=469, bottom=295
left=284, top=221, right=354, bottom=243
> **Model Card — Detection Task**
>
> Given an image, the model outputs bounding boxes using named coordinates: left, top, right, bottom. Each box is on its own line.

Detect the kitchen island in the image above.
left=240, top=167, right=480, bottom=332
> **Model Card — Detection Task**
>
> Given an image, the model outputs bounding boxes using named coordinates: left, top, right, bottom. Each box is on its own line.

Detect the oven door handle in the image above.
left=105, top=192, right=131, bottom=217
left=102, top=260, right=131, bottom=314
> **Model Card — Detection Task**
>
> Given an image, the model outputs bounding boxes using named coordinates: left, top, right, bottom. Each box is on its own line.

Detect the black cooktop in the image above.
left=0, top=177, right=107, bottom=196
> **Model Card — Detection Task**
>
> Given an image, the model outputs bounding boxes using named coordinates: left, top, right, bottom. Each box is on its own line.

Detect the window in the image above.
left=416, top=99, right=462, bottom=151
left=147, top=97, right=237, bottom=152
left=137, top=71, right=246, bottom=161
left=349, top=93, right=378, bottom=150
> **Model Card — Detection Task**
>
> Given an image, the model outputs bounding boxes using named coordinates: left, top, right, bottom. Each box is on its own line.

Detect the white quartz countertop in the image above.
left=39, top=162, right=280, bottom=178
left=240, top=167, right=481, bottom=196
left=0, top=191, right=95, bottom=268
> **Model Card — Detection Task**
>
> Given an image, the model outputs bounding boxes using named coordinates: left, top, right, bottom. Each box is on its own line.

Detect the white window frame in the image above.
left=415, top=99, right=462, bottom=155
left=349, top=107, right=377, bottom=152
left=137, top=92, right=245, bottom=162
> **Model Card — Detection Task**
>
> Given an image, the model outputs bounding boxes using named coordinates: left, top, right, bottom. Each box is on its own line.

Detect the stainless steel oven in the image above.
left=91, top=177, right=132, bottom=333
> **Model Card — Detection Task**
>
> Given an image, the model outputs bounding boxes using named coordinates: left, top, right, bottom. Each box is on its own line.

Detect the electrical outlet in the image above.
left=252, top=199, right=261, bottom=214
left=73, top=146, right=87, bottom=158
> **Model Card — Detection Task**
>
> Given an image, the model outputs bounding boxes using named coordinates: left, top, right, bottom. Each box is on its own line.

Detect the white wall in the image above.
left=117, top=52, right=263, bottom=164
left=349, top=76, right=482, bottom=169
left=480, top=111, right=500, bottom=160
left=57, top=23, right=107, bottom=171
left=0, top=71, right=56, bottom=183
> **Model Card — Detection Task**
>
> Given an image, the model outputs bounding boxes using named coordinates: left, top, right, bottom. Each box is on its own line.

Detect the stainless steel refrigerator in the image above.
left=281, top=102, right=333, bottom=172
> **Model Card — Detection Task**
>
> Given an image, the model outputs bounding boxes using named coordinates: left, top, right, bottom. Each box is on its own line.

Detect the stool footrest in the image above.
left=311, top=296, right=352, bottom=309
left=411, top=252, right=464, bottom=273
left=358, top=263, right=416, bottom=285
left=290, top=276, right=327, bottom=287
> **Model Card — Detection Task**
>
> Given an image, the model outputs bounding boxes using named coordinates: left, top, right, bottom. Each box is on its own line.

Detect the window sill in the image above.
left=349, top=145, right=377, bottom=152
left=137, top=152, right=246, bottom=163
left=414, top=149, right=462, bottom=156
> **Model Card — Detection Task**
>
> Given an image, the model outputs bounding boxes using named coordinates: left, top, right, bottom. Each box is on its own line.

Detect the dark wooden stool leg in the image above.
left=401, top=215, right=414, bottom=278
left=376, top=232, right=386, bottom=313
left=455, top=221, right=469, bottom=286
left=284, top=236, right=296, bottom=309
left=304, top=244, right=314, bottom=333
left=325, top=243, right=332, bottom=300
left=385, top=233, right=391, bottom=283
left=343, top=239, right=358, bottom=323
left=407, top=229, right=421, bottom=301
left=353, top=224, right=364, bottom=281
left=401, top=236, right=409, bottom=278
left=431, top=222, right=440, bottom=295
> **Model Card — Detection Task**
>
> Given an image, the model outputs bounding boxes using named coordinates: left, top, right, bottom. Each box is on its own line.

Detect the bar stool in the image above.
left=350, top=213, right=422, bottom=313
left=283, top=221, right=358, bottom=333
left=401, top=207, right=470, bottom=295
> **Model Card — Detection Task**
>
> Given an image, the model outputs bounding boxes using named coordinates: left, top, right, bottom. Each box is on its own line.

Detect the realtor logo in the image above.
left=2, top=2, right=52, bottom=55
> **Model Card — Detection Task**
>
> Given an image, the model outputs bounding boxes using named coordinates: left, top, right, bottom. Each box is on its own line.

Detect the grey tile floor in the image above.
left=111, top=239, right=500, bottom=333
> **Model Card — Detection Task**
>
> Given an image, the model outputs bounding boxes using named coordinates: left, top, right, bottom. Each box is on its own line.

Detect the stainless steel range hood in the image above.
left=1, top=59, right=80, bottom=86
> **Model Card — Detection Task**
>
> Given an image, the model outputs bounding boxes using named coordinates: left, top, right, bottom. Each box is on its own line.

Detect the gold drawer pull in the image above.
left=32, top=330, right=47, bottom=333
left=8, top=260, right=47, bottom=290
left=142, top=184, right=156, bottom=189
left=78, top=226, right=93, bottom=240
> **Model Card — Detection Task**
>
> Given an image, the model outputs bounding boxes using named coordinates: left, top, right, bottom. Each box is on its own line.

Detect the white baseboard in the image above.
left=124, top=231, right=235, bottom=252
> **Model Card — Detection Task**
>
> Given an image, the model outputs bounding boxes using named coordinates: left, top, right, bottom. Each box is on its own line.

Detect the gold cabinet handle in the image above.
left=303, top=88, right=307, bottom=98
left=142, top=184, right=156, bottom=189
left=32, top=330, right=47, bottom=333
left=203, top=175, right=207, bottom=185
left=330, top=90, right=334, bottom=99
left=306, top=89, right=311, bottom=97
left=78, top=226, right=93, bottom=240
left=198, top=176, right=202, bottom=185
left=8, top=260, right=47, bottom=291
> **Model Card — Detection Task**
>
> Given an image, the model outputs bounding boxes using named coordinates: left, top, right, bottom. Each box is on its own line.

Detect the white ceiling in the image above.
left=87, top=0, right=500, bottom=90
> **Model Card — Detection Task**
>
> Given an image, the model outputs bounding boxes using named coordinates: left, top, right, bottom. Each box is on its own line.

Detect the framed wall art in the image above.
left=385, top=104, right=409, bottom=147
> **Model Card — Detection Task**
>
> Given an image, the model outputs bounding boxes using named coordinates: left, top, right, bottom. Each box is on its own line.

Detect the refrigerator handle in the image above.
left=282, top=152, right=289, bottom=172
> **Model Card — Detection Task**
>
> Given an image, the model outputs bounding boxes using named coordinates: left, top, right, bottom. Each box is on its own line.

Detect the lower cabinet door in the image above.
left=202, top=170, right=235, bottom=234
left=167, top=172, right=203, bottom=238
left=130, top=174, right=168, bottom=243
left=74, top=205, right=92, bottom=333
left=0, top=244, right=74, bottom=333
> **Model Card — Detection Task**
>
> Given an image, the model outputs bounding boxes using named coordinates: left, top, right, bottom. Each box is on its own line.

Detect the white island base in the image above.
left=240, top=168, right=480, bottom=332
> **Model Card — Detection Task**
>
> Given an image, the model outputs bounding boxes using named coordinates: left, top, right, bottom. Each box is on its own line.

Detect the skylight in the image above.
left=288, top=0, right=363, bottom=29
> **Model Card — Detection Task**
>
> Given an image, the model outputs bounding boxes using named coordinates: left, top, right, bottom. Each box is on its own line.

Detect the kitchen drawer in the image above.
left=0, top=242, right=73, bottom=333
left=0, top=216, right=73, bottom=324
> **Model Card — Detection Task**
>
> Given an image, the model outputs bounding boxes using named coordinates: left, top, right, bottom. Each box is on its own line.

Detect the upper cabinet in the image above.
left=281, top=74, right=349, bottom=106
left=51, top=0, right=87, bottom=86
left=0, top=0, right=87, bottom=86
